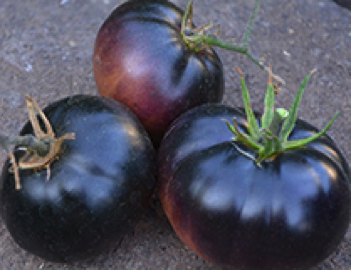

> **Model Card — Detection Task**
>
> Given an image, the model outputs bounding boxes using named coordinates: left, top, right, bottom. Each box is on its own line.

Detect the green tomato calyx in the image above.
left=180, top=1, right=285, bottom=88
left=224, top=67, right=340, bottom=165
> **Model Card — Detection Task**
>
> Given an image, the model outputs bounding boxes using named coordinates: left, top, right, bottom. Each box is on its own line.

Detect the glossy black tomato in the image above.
left=93, top=0, right=224, bottom=145
left=333, top=0, right=351, bottom=10
left=158, top=104, right=350, bottom=270
left=0, top=95, right=156, bottom=263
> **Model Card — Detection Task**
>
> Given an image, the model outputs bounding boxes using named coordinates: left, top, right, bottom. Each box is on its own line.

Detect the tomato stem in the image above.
left=0, top=133, right=51, bottom=190
left=225, top=67, right=340, bottom=164
left=0, top=134, right=50, bottom=156
left=0, top=96, right=75, bottom=189
left=241, top=0, right=261, bottom=49
left=181, top=0, right=285, bottom=88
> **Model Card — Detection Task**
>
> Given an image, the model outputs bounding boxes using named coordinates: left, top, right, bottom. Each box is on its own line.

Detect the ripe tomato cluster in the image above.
left=0, top=0, right=349, bottom=269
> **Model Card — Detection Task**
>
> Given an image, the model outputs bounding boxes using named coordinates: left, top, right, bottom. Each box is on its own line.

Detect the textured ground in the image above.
left=0, top=0, right=351, bottom=269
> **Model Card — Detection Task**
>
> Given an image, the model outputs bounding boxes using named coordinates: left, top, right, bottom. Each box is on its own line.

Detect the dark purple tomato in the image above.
left=333, top=0, right=351, bottom=10
left=158, top=104, right=350, bottom=270
left=93, top=0, right=224, bottom=145
left=0, top=95, right=156, bottom=263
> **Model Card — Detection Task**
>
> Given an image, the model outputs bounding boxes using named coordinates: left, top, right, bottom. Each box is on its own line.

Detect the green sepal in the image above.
left=239, top=73, right=261, bottom=141
left=279, top=74, right=311, bottom=142
left=261, top=82, right=275, bottom=130
left=226, top=68, right=339, bottom=165
left=283, top=111, right=340, bottom=150
left=257, top=134, right=283, bottom=164
left=223, top=118, right=261, bottom=150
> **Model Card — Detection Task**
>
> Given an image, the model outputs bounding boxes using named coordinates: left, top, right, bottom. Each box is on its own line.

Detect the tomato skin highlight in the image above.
left=0, top=95, right=156, bottom=263
left=158, top=104, right=350, bottom=270
left=93, top=0, right=224, bottom=145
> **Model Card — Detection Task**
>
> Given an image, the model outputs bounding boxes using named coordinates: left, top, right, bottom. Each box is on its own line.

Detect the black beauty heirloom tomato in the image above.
left=0, top=95, right=156, bottom=263
left=158, top=69, right=350, bottom=270
left=93, top=0, right=224, bottom=145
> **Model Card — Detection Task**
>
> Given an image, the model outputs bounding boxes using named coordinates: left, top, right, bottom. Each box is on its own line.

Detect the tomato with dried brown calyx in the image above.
left=0, top=95, right=156, bottom=263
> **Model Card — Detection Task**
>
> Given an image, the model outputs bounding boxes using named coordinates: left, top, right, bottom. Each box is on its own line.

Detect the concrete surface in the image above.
left=0, top=0, right=351, bottom=269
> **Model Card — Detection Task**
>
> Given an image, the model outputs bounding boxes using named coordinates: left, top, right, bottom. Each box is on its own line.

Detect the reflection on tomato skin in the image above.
left=158, top=104, right=350, bottom=270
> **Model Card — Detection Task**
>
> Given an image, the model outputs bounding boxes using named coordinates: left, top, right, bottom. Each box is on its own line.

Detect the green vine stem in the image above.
left=224, top=67, right=340, bottom=165
left=181, top=0, right=285, bottom=87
